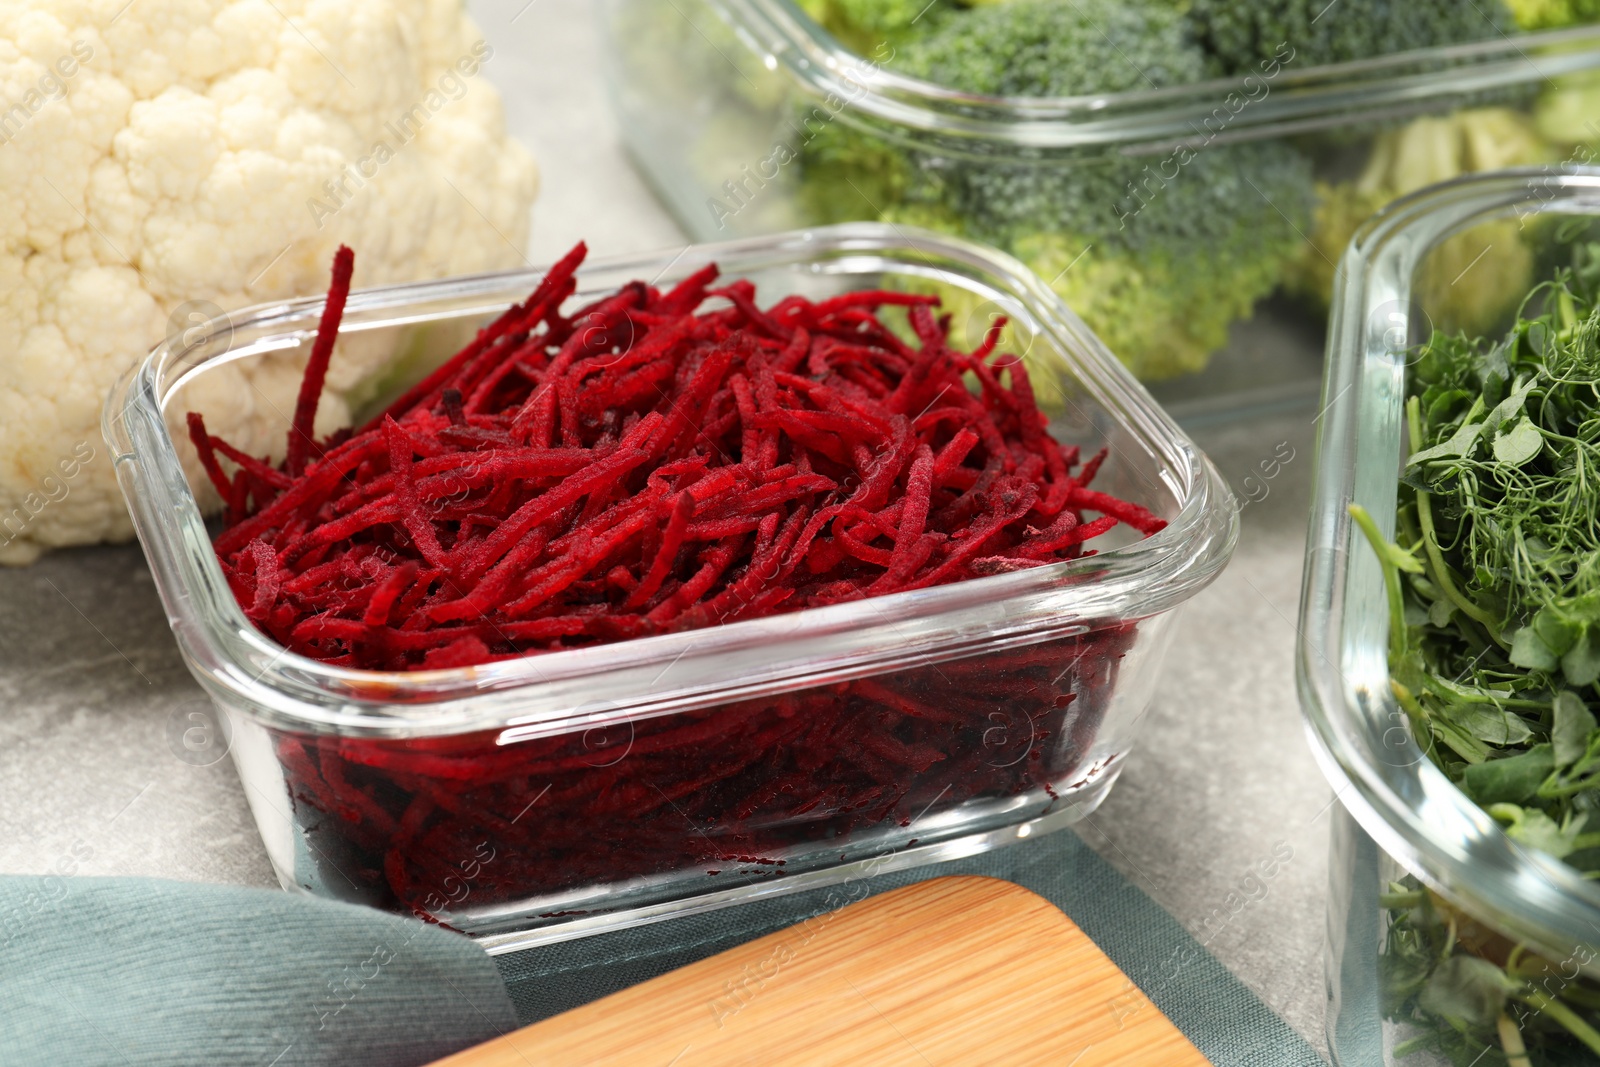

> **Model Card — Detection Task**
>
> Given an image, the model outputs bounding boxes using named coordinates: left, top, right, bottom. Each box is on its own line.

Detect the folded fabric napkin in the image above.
left=0, top=875, right=517, bottom=1067
left=1, top=828, right=1326, bottom=1066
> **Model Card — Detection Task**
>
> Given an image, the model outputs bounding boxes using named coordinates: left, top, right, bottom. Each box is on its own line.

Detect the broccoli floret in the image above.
left=1285, top=109, right=1553, bottom=336
left=797, top=0, right=1315, bottom=381
left=1506, top=0, right=1600, bottom=29
left=997, top=142, right=1313, bottom=381
left=793, top=0, right=1322, bottom=381
left=911, top=227, right=1271, bottom=395
left=797, top=121, right=934, bottom=228
left=1186, top=0, right=1515, bottom=76
left=798, top=0, right=955, bottom=53
left=888, top=0, right=1305, bottom=382
left=804, top=125, right=1314, bottom=379
left=830, top=0, right=936, bottom=34
left=898, top=0, right=1206, bottom=96
left=910, top=179, right=1310, bottom=386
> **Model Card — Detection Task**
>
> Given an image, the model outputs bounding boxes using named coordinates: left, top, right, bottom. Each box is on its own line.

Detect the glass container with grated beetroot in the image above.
left=105, top=224, right=1235, bottom=943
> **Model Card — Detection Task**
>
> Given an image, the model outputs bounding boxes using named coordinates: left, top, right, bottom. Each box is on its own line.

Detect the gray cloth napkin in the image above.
left=0, top=875, right=517, bottom=1067
left=494, top=827, right=1328, bottom=1066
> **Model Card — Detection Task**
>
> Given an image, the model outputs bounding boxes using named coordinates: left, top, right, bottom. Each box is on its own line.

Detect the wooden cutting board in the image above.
left=430, top=876, right=1211, bottom=1066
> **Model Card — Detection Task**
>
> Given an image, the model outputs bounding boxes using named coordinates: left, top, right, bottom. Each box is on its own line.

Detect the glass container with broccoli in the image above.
left=598, top=0, right=1600, bottom=394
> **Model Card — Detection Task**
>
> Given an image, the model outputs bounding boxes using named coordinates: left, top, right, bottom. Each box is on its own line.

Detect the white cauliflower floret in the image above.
left=0, top=0, right=539, bottom=563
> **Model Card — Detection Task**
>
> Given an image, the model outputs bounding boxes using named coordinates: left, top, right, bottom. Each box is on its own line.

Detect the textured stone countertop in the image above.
left=0, top=0, right=1337, bottom=1056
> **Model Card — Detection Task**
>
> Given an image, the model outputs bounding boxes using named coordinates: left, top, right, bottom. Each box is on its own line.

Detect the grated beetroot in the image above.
left=195, top=244, right=1166, bottom=920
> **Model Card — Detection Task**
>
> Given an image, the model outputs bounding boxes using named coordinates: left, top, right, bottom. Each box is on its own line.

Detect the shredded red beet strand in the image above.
left=194, top=244, right=1166, bottom=920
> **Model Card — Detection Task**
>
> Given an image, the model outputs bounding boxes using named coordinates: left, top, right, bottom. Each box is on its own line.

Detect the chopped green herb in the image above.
left=1357, top=235, right=1600, bottom=1064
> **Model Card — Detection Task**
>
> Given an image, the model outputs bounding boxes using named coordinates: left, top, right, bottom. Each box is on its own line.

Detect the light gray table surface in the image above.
left=0, top=0, right=1337, bottom=1057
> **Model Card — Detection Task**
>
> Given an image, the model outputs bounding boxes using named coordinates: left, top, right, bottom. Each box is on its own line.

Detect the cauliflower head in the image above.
left=0, top=0, right=538, bottom=564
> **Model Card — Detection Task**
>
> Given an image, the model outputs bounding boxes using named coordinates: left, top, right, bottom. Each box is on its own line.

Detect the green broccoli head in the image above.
left=796, top=118, right=936, bottom=227
left=999, top=142, right=1313, bottom=380
left=896, top=0, right=1205, bottom=96
left=1505, top=0, right=1600, bottom=29
left=1186, top=0, right=1515, bottom=76
left=830, top=0, right=937, bottom=34
left=804, top=118, right=1314, bottom=380
left=919, top=206, right=1307, bottom=387
left=930, top=138, right=1313, bottom=379
left=799, top=0, right=954, bottom=53
left=794, top=0, right=1315, bottom=382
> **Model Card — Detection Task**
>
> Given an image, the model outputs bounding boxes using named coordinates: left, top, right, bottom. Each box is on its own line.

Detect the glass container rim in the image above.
left=704, top=0, right=1600, bottom=149
left=106, top=222, right=1236, bottom=740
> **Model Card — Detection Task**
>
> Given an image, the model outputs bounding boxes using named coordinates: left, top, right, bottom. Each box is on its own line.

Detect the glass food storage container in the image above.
left=105, top=223, right=1235, bottom=946
left=597, top=0, right=1600, bottom=412
left=1300, top=170, right=1600, bottom=1065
